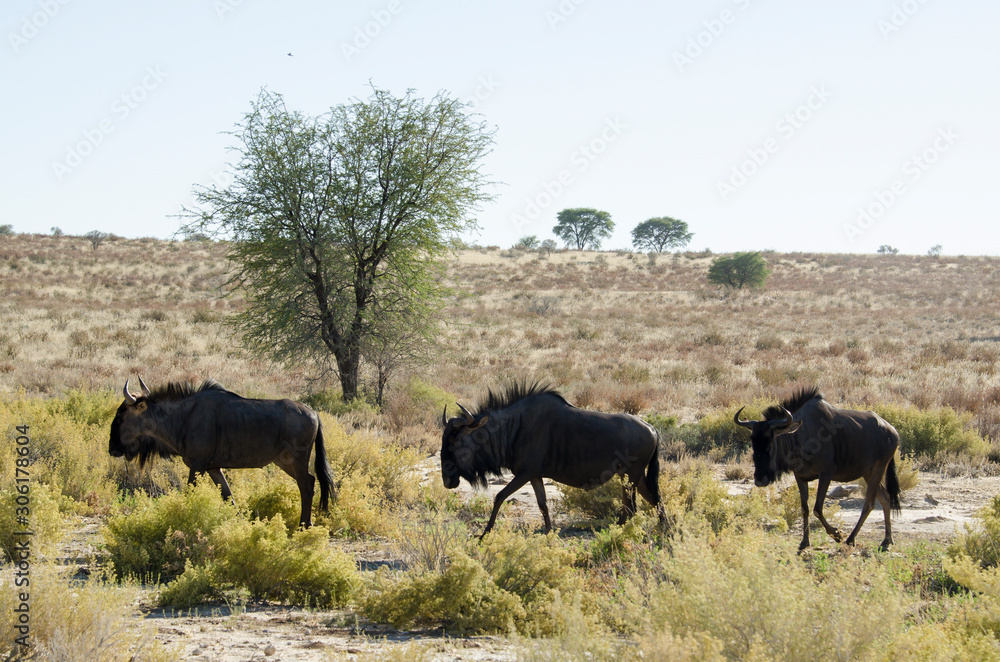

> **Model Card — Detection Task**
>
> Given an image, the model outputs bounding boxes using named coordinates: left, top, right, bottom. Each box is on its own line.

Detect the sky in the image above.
left=3, top=1, right=998, bottom=255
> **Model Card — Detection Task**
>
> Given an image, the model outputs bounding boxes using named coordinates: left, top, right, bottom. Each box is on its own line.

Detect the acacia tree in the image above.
left=631, top=217, right=693, bottom=252
left=183, top=88, right=494, bottom=401
left=707, top=252, right=771, bottom=289
left=553, top=208, right=614, bottom=250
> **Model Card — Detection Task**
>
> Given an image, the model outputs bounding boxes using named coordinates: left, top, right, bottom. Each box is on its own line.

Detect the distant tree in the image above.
left=516, top=235, right=540, bottom=250
left=928, top=244, right=943, bottom=257
left=50, top=226, right=63, bottom=237
left=0, top=224, right=13, bottom=238
left=631, top=217, right=693, bottom=252
left=85, top=230, right=108, bottom=250
left=553, top=208, right=614, bottom=250
left=707, top=252, right=771, bottom=289
left=877, top=244, right=899, bottom=255
left=540, top=239, right=558, bottom=252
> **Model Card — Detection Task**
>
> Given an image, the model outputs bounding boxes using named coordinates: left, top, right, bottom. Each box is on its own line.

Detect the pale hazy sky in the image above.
left=4, top=1, right=997, bottom=254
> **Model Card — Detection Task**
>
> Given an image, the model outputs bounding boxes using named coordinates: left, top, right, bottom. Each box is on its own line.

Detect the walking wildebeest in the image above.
left=109, top=377, right=335, bottom=528
left=440, top=381, right=663, bottom=539
left=734, top=386, right=901, bottom=551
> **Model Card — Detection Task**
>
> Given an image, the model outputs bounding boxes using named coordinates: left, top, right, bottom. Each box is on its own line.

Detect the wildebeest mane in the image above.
left=473, top=379, right=568, bottom=417
left=762, top=386, right=823, bottom=421
left=143, top=379, right=230, bottom=403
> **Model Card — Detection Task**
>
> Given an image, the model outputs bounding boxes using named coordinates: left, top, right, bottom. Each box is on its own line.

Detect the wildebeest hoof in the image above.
left=830, top=530, right=843, bottom=543
left=879, top=539, right=892, bottom=552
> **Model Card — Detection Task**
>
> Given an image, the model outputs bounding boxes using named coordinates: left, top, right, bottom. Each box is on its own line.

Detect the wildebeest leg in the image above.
left=846, top=459, right=890, bottom=547
left=795, top=477, right=811, bottom=551
left=812, top=473, right=842, bottom=544
left=187, top=467, right=197, bottom=485
left=480, top=475, right=531, bottom=541
left=529, top=478, right=552, bottom=533
left=619, top=480, right=637, bottom=525
left=875, top=485, right=894, bottom=551
left=274, top=454, right=316, bottom=528
left=206, top=468, right=233, bottom=501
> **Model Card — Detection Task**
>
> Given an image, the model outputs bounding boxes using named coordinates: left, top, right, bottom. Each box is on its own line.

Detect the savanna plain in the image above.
left=2, top=233, right=1000, bottom=661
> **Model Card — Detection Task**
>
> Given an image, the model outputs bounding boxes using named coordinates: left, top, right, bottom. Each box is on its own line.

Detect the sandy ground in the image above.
left=59, top=462, right=1000, bottom=661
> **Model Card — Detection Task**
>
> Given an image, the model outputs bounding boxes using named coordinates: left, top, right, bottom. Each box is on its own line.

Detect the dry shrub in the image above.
left=0, top=481, right=65, bottom=562
left=0, top=565, right=175, bottom=661
left=651, top=528, right=905, bottom=661
left=611, top=388, right=647, bottom=415
left=949, top=494, right=1000, bottom=569
left=158, top=518, right=358, bottom=609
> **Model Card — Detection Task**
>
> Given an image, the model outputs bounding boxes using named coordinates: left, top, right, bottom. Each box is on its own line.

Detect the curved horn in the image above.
left=733, top=406, right=755, bottom=430
left=441, top=405, right=448, bottom=427
left=457, top=403, right=475, bottom=422
left=123, top=379, right=137, bottom=405
left=773, top=406, right=794, bottom=426
left=138, top=376, right=151, bottom=397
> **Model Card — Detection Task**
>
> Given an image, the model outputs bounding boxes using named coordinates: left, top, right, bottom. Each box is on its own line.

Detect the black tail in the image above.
left=884, top=456, right=902, bottom=515
left=645, top=433, right=662, bottom=508
left=314, top=422, right=336, bottom=513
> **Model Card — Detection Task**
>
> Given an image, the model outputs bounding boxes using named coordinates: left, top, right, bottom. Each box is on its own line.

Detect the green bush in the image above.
left=103, top=480, right=237, bottom=580
left=361, top=549, right=523, bottom=633
left=158, top=518, right=358, bottom=609
left=0, top=481, right=66, bottom=561
left=301, top=388, right=379, bottom=417
left=874, top=403, right=988, bottom=458
left=949, top=495, right=1000, bottom=568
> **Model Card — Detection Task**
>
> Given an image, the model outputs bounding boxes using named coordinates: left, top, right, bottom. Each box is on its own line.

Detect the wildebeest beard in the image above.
left=109, top=412, right=173, bottom=467
left=454, top=433, right=505, bottom=490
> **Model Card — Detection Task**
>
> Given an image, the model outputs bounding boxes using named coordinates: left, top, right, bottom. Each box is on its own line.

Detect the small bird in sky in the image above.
left=287, top=52, right=294, bottom=57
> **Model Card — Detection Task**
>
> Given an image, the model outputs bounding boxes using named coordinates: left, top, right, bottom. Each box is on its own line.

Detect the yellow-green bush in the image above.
left=0, top=481, right=66, bottom=561
left=361, top=549, right=523, bottom=633
left=158, top=518, right=358, bottom=609
left=949, top=495, right=1000, bottom=569
left=874, top=403, right=989, bottom=459
left=0, top=564, right=176, bottom=661
left=650, top=528, right=906, bottom=661
left=103, top=480, right=238, bottom=580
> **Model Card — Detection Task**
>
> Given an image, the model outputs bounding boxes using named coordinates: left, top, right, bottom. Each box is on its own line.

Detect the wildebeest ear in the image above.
left=468, top=414, right=489, bottom=431
left=134, top=401, right=147, bottom=414
left=775, top=420, right=801, bottom=436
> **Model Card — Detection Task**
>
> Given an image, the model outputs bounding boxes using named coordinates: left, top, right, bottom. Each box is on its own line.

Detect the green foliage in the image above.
left=103, top=480, right=238, bottom=580
left=630, top=217, right=693, bottom=252
left=362, top=549, right=523, bottom=633
left=643, top=413, right=678, bottom=432
left=159, top=518, right=358, bottom=609
left=874, top=403, right=988, bottom=459
left=553, top=208, right=614, bottom=250
left=300, top=388, right=379, bottom=418
left=184, top=87, right=495, bottom=401
left=516, top=235, right=540, bottom=250
left=706, top=251, right=772, bottom=289
left=949, top=495, right=1000, bottom=569
left=0, top=482, right=66, bottom=561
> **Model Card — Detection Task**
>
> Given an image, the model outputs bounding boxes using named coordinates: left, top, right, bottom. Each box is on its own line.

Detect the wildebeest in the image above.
left=109, top=377, right=335, bottom=528
left=441, top=381, right=663, bottom=539
left=734, top=386, right=901, bottom=551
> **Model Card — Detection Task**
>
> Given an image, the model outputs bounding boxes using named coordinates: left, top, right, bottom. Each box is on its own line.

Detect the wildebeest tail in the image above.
left=645, top=432, right=662, bottom=507
left=884, top=456, right=902, bottom=515
left=315, top=422, right=336, bottom=513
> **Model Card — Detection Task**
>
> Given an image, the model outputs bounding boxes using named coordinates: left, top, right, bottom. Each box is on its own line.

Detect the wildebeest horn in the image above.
left=138, top=376, right=151, bottom=397
left=773, top=406, right=794, bottom=426
left=441, top=405, right=448, bottom=427
left=457, top=403, right=475, bottom=423
left=123, top=379, right=137, bottom=405
left=733, top=406, right=755, bottom=429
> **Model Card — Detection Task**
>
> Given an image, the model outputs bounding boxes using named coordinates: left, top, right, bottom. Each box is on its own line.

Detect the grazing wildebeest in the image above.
left=734, top=386, right=901, bottom=551
left=440, top=381, right=663, bottom=539
left=109, top=377, right=335, bottom=528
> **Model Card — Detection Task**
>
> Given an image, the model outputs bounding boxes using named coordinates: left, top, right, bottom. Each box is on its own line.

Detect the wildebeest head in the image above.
left=734, top=406, right=801, bottom=487
left=109, top=377, right=169, bottom=466
left=440, top=403, right=491, bottom=490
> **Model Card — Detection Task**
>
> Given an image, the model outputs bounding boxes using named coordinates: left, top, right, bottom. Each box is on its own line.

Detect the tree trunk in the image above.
left=335, top=347, right=361, bottom=402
